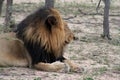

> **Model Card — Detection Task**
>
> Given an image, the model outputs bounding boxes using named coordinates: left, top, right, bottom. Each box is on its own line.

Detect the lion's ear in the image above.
left=45, top=15, right=57, bottom=26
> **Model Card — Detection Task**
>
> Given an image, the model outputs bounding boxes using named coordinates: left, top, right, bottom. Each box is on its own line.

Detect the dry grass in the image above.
left=0, top=0, right=120, bottom=80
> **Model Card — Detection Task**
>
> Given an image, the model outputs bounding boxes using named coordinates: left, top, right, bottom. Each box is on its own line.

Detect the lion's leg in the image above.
left=61, top=57, right=84, bottom=73
left=34, top=61, right=65, bottom=72
left=63, top=59, right=79, bottom=72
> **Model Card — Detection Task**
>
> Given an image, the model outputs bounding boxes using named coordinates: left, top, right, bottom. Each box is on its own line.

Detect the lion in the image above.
left=0, top=7, right=81, bottom=72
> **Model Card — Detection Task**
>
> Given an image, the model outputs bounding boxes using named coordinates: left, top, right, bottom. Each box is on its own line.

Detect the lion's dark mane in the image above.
left=15, top=7, right=50, bottom=38
left=15, top=7, right=66, bottom=65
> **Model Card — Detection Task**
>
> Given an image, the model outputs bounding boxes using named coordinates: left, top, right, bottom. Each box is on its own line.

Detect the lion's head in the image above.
left=64, top=22, right=78, bottom=44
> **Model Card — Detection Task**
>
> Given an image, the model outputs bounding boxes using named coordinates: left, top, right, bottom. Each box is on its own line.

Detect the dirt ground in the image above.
left=0, top=0, right=120, bottom=80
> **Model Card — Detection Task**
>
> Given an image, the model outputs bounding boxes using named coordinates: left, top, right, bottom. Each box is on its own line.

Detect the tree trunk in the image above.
left=45, top=0, right=54, bottom=8
left=0, top=0, right=4, bottom=16
left=102, top=0, right=111, bottom=40
left=5, top=0, right=13, bottom=28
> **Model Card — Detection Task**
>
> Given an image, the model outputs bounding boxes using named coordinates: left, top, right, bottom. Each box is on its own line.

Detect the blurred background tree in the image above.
left=5, top=0, right=14, bottom=29
left=103, top=0, right=111, bottom=40
left=0, top=0, right=4, bottom=16
left=45, top=0, right=55, bottom=8
left=0, top=0, right=14, bottom=32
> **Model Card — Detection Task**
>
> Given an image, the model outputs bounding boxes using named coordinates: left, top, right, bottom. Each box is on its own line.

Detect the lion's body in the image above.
left=0, top=33, right=31, bottom=67
left=0, top=7, right=80, bottom=72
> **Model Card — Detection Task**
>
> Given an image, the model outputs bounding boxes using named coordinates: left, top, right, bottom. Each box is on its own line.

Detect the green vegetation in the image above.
left=0, top=67, right=4, bottom=71
left=34, top=77, right=41, bottom=80
left=92, top=67, right=108, bottom=76
left=112, top=65, right=120, bottom=72
left=83, top=77, right=94, bottom=80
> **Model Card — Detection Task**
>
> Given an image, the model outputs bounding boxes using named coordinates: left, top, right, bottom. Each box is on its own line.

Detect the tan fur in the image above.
left=0, top=32, right=31, bottom=67
left=64, top=22, right=75, bottom=43
left=34, top=62, right=65, bottom=72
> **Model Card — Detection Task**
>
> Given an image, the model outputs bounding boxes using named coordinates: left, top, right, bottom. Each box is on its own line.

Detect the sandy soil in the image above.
left=0, top=0, right=120, bottom=80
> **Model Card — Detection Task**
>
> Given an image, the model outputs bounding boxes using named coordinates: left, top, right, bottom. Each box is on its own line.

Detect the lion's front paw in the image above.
left=52, top=61, right=65, bottom=71
left=63, top=63, right=70, bottom=73
left=70, top=65, right=84, bottom=73
left=54, top=62, right=70, bottom=73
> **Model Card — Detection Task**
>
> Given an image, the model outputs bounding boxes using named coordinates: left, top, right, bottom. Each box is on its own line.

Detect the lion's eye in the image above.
left=73, top=36, right=78, bottom=40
